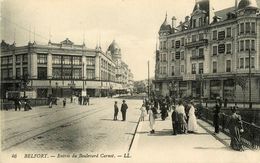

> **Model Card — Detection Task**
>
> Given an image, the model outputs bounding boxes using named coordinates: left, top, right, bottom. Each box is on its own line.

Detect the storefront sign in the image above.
left=183, top=74, right=196, bottom=81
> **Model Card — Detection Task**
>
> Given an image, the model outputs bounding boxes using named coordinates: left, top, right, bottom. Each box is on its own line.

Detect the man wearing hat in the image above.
left=121, top=100, right=128, bottom=121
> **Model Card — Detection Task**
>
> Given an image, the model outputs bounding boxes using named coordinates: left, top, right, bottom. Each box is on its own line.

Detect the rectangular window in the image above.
left=163, top=54, right=167, bottom=61
left=226, top=44, right=232, bottom=54
left=22, top=55, right=28, bottom=63
left=181, top=65, right=184, bottom=73
left=199, top=33, right=204, bottom=41
left=172, top=66, right=175, bottom=76
left=251, top=22, right=256, bottom=34
left=1, top=57, right=8, bottom=65
left=251, top=57, right=255, bottom=68
left=199, top=63, right=203, bottom=74
left=23, top=67, right=28, bottom=76
left=163, top=66, right=167, bottom=74
left=213, top=46, right=218, bottom=55
left=218, top=31, right=225, bottom=40
left=251, top=40, right=255, bottom=51
left=175, top=51, right=180, bottom=60
left=199, top=48, right=204, bottom=56
left=240, top=40, right=244, bottom=51
left=171, top=40, right=175, bottom=48
left=240, top=23, right=244, bottom=34
left=63, top=56, right=71, bottom=65
left=226, top=60, right=231, bottom=72
left=53, top=68, right=62, bottom=79
left=52, top=55, right=62, bottom=64
left=227, top=27, right=232, bottom=38
left=245, top=58, right=249, bottom=68
left=192, top=49, right=196, bottom=57
left=16, top=68, right=21, bottom=79
left=199, top=17, right=202, bottom=27
left=72, top=68, right=82, bottom=79
left=1, top=69, right=8, bottom=79
left=181, top=38, right=185, bottom=46
left=181, top=51, right=184, bottom=60
left=37, top=67, right=47, bottom=79
left=172, top=53, right=175, bottom=61
left=175, top=40, right=180, bottom=48
left=192, top=35, right=196, bottom=42
left=246, top=22, right=250, bottom=34
left=16, top=55, right=21, bottom=64
left=218, top=44, right=225, bottom=54
left=37, top=54, right=47, bottom=64
left=245, top=40, right=250, bottom=51
left=86, top=69, right=95, bottom=79
left=8, top=56, right=13, bottom=64
left=192, top=63, right=196, bottom=74
left=73, top=56, right=82, bottom=65
left=213, top=61, right=217, bottom=73
left=240, top=58, right=244, bottom=69
left=63, top=68, right=72, bottom=79
left=213, top=30, right=217, bottom=40
left=86, top=57, right=95, bottom=66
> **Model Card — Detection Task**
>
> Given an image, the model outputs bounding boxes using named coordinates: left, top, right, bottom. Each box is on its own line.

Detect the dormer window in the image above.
left=193, top=19, right=196, bottom=28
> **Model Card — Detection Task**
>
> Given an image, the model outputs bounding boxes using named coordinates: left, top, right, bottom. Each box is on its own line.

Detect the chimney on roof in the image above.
left=185, top=16, right=190, bottom=22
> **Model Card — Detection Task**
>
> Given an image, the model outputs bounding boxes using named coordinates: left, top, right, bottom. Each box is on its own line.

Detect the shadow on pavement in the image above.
left=100, top=118, right=116, bottom=121
left=136, top=131, right=149, bottom=134
left=194, top=146, right=231, bottom=150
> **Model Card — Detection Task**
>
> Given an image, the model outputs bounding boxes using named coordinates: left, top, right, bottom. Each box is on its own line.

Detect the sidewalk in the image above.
left=130, top=116, right=260, bottom=163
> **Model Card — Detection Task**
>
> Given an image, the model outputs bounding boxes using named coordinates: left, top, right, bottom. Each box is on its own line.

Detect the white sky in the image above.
left=1, top=0, right=259, bottom=80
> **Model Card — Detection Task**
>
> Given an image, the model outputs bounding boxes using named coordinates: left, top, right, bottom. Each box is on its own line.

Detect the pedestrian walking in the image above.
left=176, top=100, right=187, bottom=134
left=86, top=95, right=90, bottom=105
left=14, top=99, right=21, bottom=111
left=114, top=101, right=119, bottom=121
left=63, top=98, right=66, bottom=108
left=140, top=104, right=146, bottom=121
left=121, top=100, right=128, bottom=121
left=228, top=107, right=244, bottom=151
left=213, top=99, right=221, bottom=134
left=171, top=105, right=178, bottom=135
left=187, top=101, right=198, bottom=133
left=148, top=105, right=155, bottom=134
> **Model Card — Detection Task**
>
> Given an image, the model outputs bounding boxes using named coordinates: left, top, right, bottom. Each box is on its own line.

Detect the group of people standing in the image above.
left=113, top=100, right=128, bottom=121
left=13, top=98, right=32, bottom=111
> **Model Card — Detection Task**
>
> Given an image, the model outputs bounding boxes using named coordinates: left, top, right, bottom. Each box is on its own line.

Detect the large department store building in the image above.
left=154, top=0, right=260, bottom=102
left=0, top=38, right=133, bottom=98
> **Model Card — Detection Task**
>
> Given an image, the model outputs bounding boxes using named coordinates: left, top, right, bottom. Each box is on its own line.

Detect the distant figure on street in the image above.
left=171, top=105, right=178, bottom=135
left=87, top=95, right=90, bottom=105
left=140, top=104, right=146, bottom=121
left=114, top=101, right=119, bottom=121
left=213, top=99, right=221, bottom=134
left=224, top=98, right=228, bottom=108
left=63, top=98, right=66, bottom=108
left=187, top=101, right=198, bottom=133
left=14, top=99, right=21, bottom=111
left=176, top=100, right=187, bottom=134
left=121, top=100, right=128, bottom=121
left=228, top=107, right=244, bottom=151
left=148, top=105, right=155, bottom=134
left=24, top=99, right=32, bottom=111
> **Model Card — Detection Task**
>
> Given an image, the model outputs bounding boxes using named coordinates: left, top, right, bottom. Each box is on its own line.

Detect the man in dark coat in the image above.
left=114, top=101, right=119, bottom=120
left=213, top=99, right=221, bottom=133
left=171, top=106, right=178, bottom=135
left=121, top=100, right=128, bottom=121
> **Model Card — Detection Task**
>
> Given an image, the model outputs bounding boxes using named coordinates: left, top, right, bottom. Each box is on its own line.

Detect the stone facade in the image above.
left=1, top=38, right=133, bottom=98
left=154, top=0, right=260, bottom=102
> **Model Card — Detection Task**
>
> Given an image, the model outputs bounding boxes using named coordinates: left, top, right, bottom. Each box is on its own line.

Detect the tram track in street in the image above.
left=2, top=104, right=107, bottom=151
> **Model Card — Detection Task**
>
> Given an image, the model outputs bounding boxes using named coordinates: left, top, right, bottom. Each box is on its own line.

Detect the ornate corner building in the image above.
left=1, top=39, right=134, bottom=98
left=154, top=0, right=260, bottom=102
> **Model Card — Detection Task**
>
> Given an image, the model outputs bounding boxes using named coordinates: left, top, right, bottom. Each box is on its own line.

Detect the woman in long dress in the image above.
left=228, top=107, right=244, bottom=151
left=148, top=105, right=155, bottom=134
left=188, top=101, right=198, bottom=133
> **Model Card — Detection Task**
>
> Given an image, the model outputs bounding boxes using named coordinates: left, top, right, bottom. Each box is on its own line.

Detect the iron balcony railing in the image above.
left=185, top=39, right=208, bottom=48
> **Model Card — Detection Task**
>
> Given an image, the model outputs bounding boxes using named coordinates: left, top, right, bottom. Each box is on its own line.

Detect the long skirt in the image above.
left=188, top=115, right=198, bottom=132
left=230, top=127, right=243, bottom=151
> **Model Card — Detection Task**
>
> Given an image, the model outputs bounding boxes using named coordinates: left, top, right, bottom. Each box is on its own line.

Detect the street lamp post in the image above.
left=200, top=70, right=204, bottom=101
left=248, top=49, right=252, bottom=109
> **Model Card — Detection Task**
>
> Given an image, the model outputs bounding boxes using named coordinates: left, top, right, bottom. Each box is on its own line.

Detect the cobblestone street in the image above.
left=1, top=98, right=142, bottom=153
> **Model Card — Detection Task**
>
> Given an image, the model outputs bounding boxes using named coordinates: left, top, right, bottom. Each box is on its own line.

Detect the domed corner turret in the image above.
left=107, top=40, right=121, bottom=54
left=238, top=0, right=259, bottom=10
left=159, top=13, right=172, bottom=36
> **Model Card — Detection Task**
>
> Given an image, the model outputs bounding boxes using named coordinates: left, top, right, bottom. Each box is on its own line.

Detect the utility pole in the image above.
left=148, top=60, right=150, bottom=99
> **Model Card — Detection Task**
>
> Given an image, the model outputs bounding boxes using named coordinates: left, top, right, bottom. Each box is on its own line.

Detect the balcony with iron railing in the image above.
left=190, top=54, right=205, bottom=60
left=185, top=39, right=208, bottom=48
